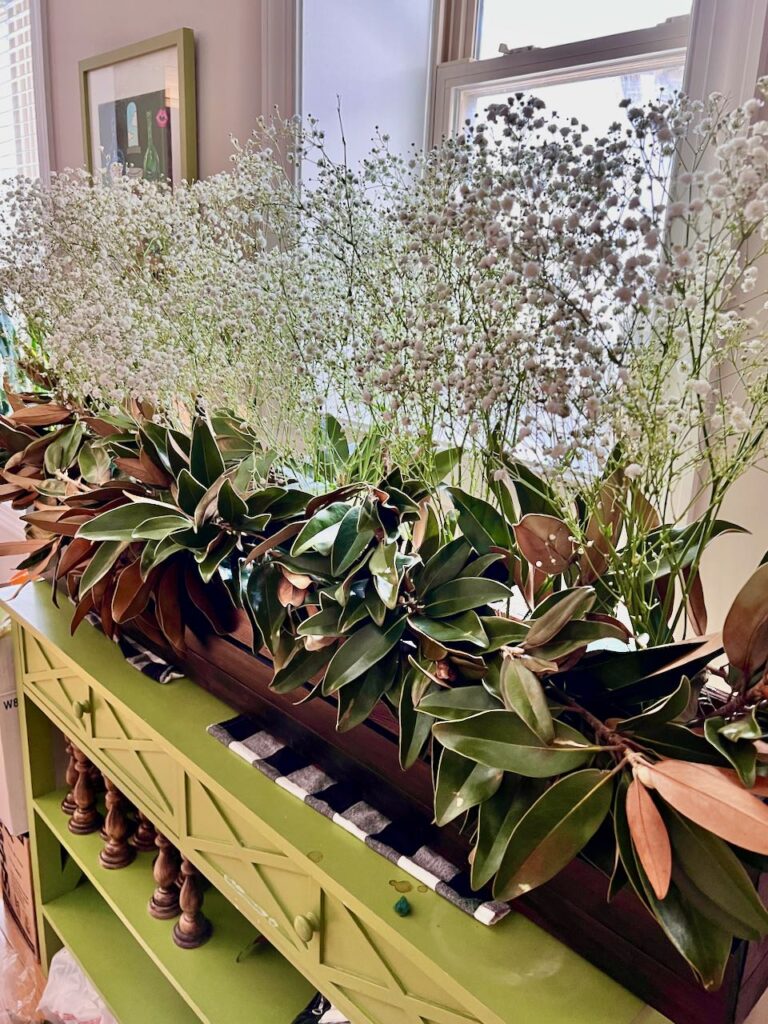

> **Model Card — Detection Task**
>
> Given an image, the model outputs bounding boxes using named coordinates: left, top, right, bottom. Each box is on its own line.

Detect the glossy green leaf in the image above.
left=292, top=502, right=350, bottom=556
left=719, top=708, right=762, bottom=742
left=409, top=611, right=488, bottom=649
left=336, top=651, right=398, bottom=732
left=433, top=712, right=596, bottom=777
left=526, top=619, right=627, bottom=660
left=196, top=534, right=237, bottom=583
left=524, top=587, right=595, bottom=648
left=218, top=478, right=249, bottom=525
left=331, top=505, right=375, bottom=576
left=447, top=486, right=509, bottom=554
left=471, top=775, right=547, bottom=890
left=139, top=535, right=183, bottom=578
left=456, top=552, right=504, bottom=579
left=618, top=676, right=691, bottom=732
left=131, top=514, right=191, bottom=541
left=44, top=422, right=83, bottom=475
left=418, top=537, right=472, bottom=593
left=417, top=685, right=500, bottom=721
left=323, top=617, right=407, bottom=693
left=425, top=446, right=462, bottom=486
left=704, top=716, right=757, bottom=786
left=631, top=722, right=727, bottom=765
left=271, top=642, right=335, bottom=693
left=245, top=563, right=286, bottom=656
left=176, top=469, right=207, bottom=516
left=78, top=441, right=110, bottom=484
left=499, top=657, right=554, bottom=743
left=665, top=809, right=768, bottom=940
left=434, top=748, right=503, bottom=826
left=297, top=606, right=341, bottom=637
left=190, top=418, right=225, bottom=487
left=78, top=540, right=128, bottom=595
left=480, top=615, right=530, bottom=652
left=423, top=577, right=511, bottom=618
left=399, top=668, right=435, bottom=769
left=493, top=769, right=613, bottom=899
left=78, top=500, right=181, bottom=541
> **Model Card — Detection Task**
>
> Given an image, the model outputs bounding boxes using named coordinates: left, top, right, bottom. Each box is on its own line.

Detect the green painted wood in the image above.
left=6, top=584, right=671, bottom=1024
left=42, top=880, right=201, bottom=1024
left=35, top=790, right=314, bottom=1024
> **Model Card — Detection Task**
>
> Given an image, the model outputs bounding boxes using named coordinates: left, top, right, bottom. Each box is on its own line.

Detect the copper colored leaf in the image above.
left=56, top=538, right=93, bottom=578
left=0, top=539, right=49, bottom=556
left=156, top=562, right=185, bottom=652
left=70, top=590, right=95, bottom=634
left=513, top=514, right=575, bottom=575
left=626, top=778, right=672, bottom=899
left=277, top=575, right=305, bottom=607
left=684, top=567, right=707, bottom=636
left=9, top=403, right=70, bottom=426
left=639, top=759, right=768, bottom=854
left=184, top=568, right=239, bottom=636
left=115, top=453, right=170, bottom=487
left=243, top=521, right=305, bottom=564
left=723, top=563, right=768, bottom=679
left=112, top=559, right=155, bottom=623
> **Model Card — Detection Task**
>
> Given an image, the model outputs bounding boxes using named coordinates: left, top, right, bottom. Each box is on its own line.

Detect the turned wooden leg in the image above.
left=148, top=833, right=181, bottom=920
left=60, top=741, right=77, bottom=816
left=172, top=859, right=212, bottom=949
left=99, top=777, right=136, bottom=869
left=68, top=746, right=102, bottom=836
left=131, top=811, right=157, bottom=853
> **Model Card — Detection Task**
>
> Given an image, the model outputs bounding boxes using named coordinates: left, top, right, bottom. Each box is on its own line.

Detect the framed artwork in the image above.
left=79, top=28, right=197, bottom=186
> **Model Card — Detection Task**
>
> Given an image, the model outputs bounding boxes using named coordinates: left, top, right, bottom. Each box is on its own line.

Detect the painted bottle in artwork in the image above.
left=126, top=101, right=140, bottom=154
left=143, top=110, right=161, bottom=181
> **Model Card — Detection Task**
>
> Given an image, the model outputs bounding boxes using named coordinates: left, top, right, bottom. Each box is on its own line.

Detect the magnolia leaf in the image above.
left=456, top=552, right=504, bottom=579
left=524, top=587, right=595, bottom=648
left=480, top=615, right=529, bottom=651
left=494, top=458, right=561, bottom=519
left=417, top=685, right=500, bottom=721
left=434, top=748, right=503, bottom=826
left=426, top=446, right=462, bottom=486
left=297, top=605, right=341, bottom=637
left=9, top=403, right=70, bottom=426
left=190, top=418, right=225, bottom=487
left=631, top=722, right=726, bottom=765
left=618, top=676, right=691, bottom=733
left=370, top=537, right=399, bottom=585
left=132, top=514, right=191, bottom=541
left=638, top=759, right=768, bottom=853
left=271, top=642, right=335, bottom=693
left=446, top=487, right=509, bottom=554
left=44, top=422, right=83, bottom=475
left=323, top=617, right=407, bottom=693
left=703, top=716, right=756, bottom=787
left=471, top=775, right=547, bottom=890
left=399, top=668, right=435, bottom=769
left=408, top=611, right=488, bottom=649
left=513, top=514, right=575, bottom=575
left=493, top=769, right=613, bottom=900
left=423, top=577, right=511, bottom=618
left=245, top=562, right=286, bottom=656
left=418, top=537, right=472, bottom=593
left=218, top=478, right=249, bottom=525
left=719, top=708, right=762, bottom=742
left=499, top=657, right=554, bottom=743
left=525, top=618, right=627, bottom=661
left=77, top=500, right=180, bottom=541
left=337, top=651, right=398, bottom=732
left=626, top=778, right=671, bottom=900
left=614, top=777, right=731, bottom=992
left=433, top=712, right=597, bottom=777
left=78, top=540, right=128, bottom=595
left=665, top=809, right=768, bottom=940
left=78, top=443, right=111, bottom=485
left=723, top=563, right=768, bottom=679
left=111, top=559, right=155, bottom=623
left=684, top=567, right=708, bottom=636
left=292, top=502, right=349, bottom=557
left=332, top=505, right=375, bottom=576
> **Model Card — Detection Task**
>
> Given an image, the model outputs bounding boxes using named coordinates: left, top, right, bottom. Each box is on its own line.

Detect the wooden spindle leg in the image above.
left=68, top=746, right=102, bottom=835
left=172, top=859, right=212, bottom=949
left=131, top=811, right=157, bottom=853
left=148, top=833, right=181, bottom=920
left=99, top=777, right=136, bottom=869
left=60, top=741, right=77, bottom=816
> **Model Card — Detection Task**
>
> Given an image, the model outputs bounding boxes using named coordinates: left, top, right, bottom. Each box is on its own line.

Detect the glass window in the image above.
left=461, top=61, right=685, bottom=134
left=476, top=0, right=692, bottom=59
left=0, top=0, right=38, bottom=180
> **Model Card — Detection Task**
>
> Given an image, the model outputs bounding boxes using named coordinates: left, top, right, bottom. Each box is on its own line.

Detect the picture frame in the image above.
left=79, top=28, right=197, bottom=186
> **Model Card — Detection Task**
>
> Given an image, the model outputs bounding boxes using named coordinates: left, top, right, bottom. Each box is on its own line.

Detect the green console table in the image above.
left=4, top=583, right=669, bottom=1024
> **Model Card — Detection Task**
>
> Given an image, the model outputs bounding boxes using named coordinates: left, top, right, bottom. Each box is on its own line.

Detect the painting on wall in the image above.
left=79, top=28, right=197, bottom=186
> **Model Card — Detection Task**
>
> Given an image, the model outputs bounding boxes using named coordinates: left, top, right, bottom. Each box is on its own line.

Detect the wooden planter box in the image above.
left=126, top=619, right=768, bottom=1024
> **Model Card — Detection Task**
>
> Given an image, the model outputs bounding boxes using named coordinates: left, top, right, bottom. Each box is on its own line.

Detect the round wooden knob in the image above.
left=72, top=699, right=91, bottom=720
left=293, top=912, right=320, bottom=943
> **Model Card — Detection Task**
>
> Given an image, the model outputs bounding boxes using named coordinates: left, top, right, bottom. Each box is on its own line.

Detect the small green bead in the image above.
left=393, top=896, right=411, bottom=917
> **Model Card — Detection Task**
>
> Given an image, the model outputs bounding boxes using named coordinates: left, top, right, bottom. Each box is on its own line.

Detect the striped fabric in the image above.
left=292, top=994, right=349, bottom=1023
left=208, top=713, right=511, bottom=927
left=83, top=608, right=184, bottom=684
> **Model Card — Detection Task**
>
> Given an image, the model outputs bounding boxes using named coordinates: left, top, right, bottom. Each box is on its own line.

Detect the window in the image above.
left=0, top=0, right=39, bottom=179
left=431, top=2, right=691, bottom=143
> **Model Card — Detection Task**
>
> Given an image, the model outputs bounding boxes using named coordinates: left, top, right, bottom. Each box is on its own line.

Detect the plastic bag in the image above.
left=36, top=948, right=117, bottom=1024
left=0, top=940, right=41, bottom=1023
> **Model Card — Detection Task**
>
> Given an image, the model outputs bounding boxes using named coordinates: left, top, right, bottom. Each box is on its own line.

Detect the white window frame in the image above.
left=430, top=11, right=691, bottom=144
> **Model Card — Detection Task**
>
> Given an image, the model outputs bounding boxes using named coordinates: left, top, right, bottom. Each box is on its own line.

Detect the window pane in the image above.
left=0, top=0, right=38, bottom=180
left=462, top=63, right=685, bottom=137
left=476, top=0, right=691, bottom=58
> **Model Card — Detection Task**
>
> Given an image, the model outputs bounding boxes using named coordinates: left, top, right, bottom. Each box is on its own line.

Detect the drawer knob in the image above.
left=72, top=699, right=91, bottom=720
left=293, top=912, right=319, bottom=944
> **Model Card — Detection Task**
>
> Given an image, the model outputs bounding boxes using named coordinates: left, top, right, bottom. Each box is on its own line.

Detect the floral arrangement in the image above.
left=1, top=83, right=768, bottom=991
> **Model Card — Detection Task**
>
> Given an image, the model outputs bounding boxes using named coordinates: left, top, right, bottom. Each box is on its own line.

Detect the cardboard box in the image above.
left=0, top=823, right=38, bottom=957
left=0, top=630, right=28, bottom=835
